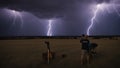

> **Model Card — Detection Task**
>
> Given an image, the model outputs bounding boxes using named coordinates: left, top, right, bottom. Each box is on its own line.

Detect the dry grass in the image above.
left=0, top=38, right=120, bottom=68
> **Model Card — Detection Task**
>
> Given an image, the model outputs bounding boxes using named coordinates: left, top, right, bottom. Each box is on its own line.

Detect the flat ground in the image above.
left=0, top=38, right=120, bottom=68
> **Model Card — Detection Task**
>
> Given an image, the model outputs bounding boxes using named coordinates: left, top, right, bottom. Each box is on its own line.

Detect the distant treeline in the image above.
left=0, top=36, right=120, bottom=40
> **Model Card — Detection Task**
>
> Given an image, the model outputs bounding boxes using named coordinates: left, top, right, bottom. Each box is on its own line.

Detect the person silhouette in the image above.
left=80, top=34, right=90, bottom=65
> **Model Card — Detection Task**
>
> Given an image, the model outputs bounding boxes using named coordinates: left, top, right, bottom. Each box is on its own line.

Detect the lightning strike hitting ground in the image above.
left=47, top=20, right=53, bottom=36
left=87, top=4, right=100, bottom=35
left=87, top=0, right=120, bottom=35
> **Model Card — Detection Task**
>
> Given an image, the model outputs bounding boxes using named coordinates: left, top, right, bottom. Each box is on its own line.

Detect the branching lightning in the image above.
left=10, top=9, right=24, bottom=28
left=18, top=13, right=24, bottom=28
left=87, top=0, right=120, bottom=35
left=12, top=10, right=17, bottom=25
left=47, top=19, right=53, bottom=36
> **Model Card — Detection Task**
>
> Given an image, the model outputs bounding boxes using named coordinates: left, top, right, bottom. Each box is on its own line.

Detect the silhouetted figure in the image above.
left=80, top=34, right=90, bottom=65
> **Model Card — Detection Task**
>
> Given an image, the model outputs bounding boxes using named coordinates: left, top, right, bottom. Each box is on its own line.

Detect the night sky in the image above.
left=0, top=0, right=120, bottom=36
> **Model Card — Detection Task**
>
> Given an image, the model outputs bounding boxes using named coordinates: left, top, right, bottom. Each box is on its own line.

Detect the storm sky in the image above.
left=0, top=0, right=120, bottom=36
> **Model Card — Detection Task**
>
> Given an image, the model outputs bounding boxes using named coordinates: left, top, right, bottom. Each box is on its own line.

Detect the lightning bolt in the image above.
left=12, top=10, right=17, bottom=25
left=18, top=14, right=24, bottom=29
left=87, top=1, right=120, bottom=35
left=87, top=4, right=100, bottom=35
left=11, top=10, right=24, bottom=29
left=47, top=20, right=53, bottom=36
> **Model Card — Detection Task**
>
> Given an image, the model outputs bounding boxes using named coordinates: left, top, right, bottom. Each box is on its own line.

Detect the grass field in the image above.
left=0, top=38, right=120, bottom=68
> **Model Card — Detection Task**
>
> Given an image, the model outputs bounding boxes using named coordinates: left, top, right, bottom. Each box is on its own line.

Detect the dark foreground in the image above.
left=0, top=38, right=120, bottom=68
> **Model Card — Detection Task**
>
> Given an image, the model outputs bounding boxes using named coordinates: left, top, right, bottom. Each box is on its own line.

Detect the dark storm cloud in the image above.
left=1, top=0, right=119, bottom=36
left=0, top=0, right=93, bottom=36
left=96, top=0, right=111, bottom=3
left=0, top=0, right=91, bottom=18
left=0, top=0, right=68, bottom=18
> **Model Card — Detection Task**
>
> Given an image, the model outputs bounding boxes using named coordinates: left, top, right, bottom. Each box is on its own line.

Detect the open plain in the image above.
left=0, top=37, right=120, bottom=68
